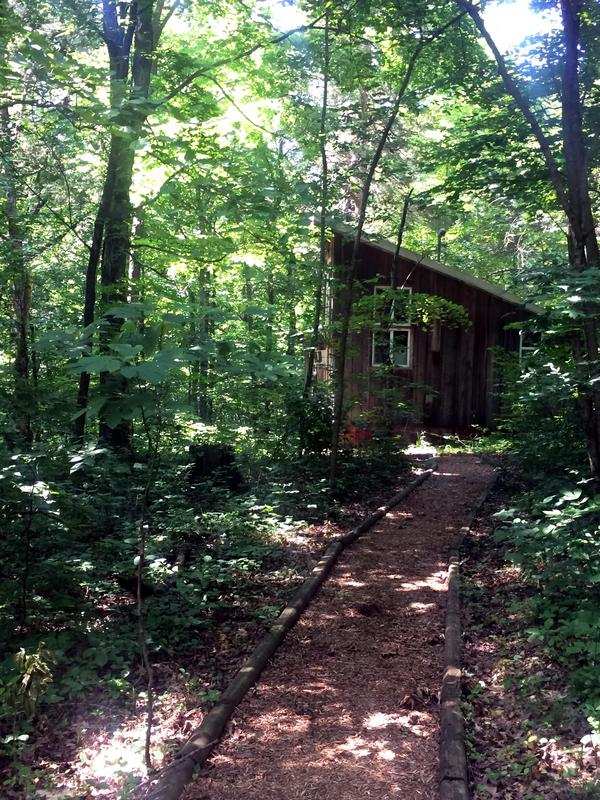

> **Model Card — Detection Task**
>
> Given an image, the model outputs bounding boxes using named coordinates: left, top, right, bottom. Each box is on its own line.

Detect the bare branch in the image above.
left=206, top=76, right=278, bottom=135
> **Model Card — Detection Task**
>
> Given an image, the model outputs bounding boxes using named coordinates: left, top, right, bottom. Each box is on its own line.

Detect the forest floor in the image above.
left=9, top=450, right=419, bottom=800
left=461, top=483, right=600, bottom=800
left=15, top=453, right=600, bottom=800
left=179, top=454, right=494, bottom=800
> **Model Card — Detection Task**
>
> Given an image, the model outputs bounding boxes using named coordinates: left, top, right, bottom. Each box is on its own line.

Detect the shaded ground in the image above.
left=461, top=484, right=600, bottom=800
left=9, top=452, right=413, bottom=799
left=182, top=454, right=495, bottom=800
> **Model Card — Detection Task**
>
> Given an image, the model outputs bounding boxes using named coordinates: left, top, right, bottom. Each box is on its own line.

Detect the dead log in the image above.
left=439, top=479, right=496, bottom=800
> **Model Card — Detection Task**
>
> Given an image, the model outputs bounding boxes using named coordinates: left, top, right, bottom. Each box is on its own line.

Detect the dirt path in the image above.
left=182, top=455, right=494, bottom=800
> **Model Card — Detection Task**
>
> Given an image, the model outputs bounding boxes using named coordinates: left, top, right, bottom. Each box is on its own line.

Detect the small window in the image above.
left=315, top=347, right=329, bottom=365
left=372, top=285, right=412, bottom=369
left=519, top=330, right=540, bottom=360
left=372, top=327, right=412, bottom=368
left=373, top=329, right=391, bottom=365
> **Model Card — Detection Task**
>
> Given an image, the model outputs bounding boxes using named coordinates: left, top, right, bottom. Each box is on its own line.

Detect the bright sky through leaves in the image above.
left=267, top=0, right=559, bottom=52
left=483, top=0, right=559, bottom=51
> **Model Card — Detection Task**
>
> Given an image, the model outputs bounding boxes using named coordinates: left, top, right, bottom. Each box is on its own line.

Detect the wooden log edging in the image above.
left=439, top=479, right=496, bottom=800
left=143, top=459, right=438, bottom=800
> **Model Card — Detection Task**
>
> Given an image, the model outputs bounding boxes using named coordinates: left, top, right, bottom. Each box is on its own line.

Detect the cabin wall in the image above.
left=331, top=234, right=525, bottom=429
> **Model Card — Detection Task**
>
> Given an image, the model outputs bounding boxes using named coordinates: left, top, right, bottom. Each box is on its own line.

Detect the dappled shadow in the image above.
left=182, top=455, right=495, bottom=800
left=461, top=511, right=600, bottom=800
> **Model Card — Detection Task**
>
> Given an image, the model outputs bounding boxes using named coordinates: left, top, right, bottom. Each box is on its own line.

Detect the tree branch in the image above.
left=206, top=76, right=278, bottom=135
left=455, top=0, right=569, bottom=214
left=154, top=2, right=339, bottom=107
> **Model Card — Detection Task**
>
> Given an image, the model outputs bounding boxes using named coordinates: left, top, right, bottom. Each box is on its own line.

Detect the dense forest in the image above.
left=1, top=0, right=599, bottom=798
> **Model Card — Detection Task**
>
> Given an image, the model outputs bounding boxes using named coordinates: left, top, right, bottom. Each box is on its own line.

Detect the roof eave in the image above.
left=330, top=221, right=542, bottom=315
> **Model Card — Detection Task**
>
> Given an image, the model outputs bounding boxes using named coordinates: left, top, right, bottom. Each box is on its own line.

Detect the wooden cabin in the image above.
left=316, top=225, right=537, bottom=434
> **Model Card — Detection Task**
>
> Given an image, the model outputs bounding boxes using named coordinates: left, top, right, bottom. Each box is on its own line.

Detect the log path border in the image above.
left=439, top=478, right=497, bottom=800
left=144, top=459, right=437, bottom=800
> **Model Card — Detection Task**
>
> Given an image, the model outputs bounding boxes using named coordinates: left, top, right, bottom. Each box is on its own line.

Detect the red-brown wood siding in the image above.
left=330, top=234, right=528, bottom=428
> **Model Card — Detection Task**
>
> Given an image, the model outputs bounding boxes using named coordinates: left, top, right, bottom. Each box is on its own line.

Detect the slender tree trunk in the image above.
left=188, top=286, right=199, bottom=411
left=457, top=0, right=600, bottom=478
left=242, top=264, right=254, bottom=332
left=130, top=216, right=145, bottom=295
left=329, top=45, right=423, bottom=483
left=391, top=188, right=413, bottom=289
left=304, top=11, right=330, bottom=395
left=1, top=107, right=33, bottom=446
left=286, top=253, right=297, bottom=357
left=188, top=279, right=213, bottom=422
left=73, top=162, right=117, bottom=442
left=98, top=0, right=156, bottom=449
left=265, top=268, right=275, bottom=354
left=198, top=283, right=213, bottom=422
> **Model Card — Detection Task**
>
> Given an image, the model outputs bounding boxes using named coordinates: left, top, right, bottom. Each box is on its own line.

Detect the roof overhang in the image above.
left=330, top=221, right=542, bottom=315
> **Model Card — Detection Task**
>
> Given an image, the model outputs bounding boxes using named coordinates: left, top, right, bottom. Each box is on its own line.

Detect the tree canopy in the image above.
left=1, top=0, right=599, bottom=795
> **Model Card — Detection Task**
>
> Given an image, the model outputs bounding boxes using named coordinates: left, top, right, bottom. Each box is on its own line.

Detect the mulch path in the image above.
left=182, top=454, right=495, bottom=800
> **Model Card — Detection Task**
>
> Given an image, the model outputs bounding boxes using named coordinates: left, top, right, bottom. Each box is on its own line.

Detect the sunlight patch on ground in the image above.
left=404, top=443, right=437, bottom=457
left=364, top=711, right=406, bottom=730
left=252, top=707, right=312, bottom=736
left=398, top=573, right=446, bottom=592
left=63, top=719, right=150, bottom=796
left=408, top=601, right=437, bottom=613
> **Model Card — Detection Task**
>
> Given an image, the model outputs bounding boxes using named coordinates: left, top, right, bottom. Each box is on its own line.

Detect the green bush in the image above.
left=494, top=345, right=586, bottom=476
left=495, top=487, right=600, bottom=727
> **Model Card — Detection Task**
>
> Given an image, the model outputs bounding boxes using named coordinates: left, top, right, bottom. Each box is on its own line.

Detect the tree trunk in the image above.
left=286, top=253, right=297, bottom=357
left=98, top=0, right=156, bottom=450
left=73, top=161, right=117, bottom=442
left=74, top=0, right=138, bottom=443
left=391, top=188, right=413, bottom=289
left=198, top=283, right=213, bottom=423
left=1, top=107, right=33, bottom=446
left=560, top=0, right=600, bottom=478
left=329, top=45, right=424, bottom=483
left=130, top=215, right=145, bottom=297
left=304, top=11, right=330, bottom=396
left=265, top=268, right=275, bottom=354
left=188, top=279, right=213, bottom=422
left=457, top=0, right=600, bottom=478
left=242, top=264, right=254, bottom=332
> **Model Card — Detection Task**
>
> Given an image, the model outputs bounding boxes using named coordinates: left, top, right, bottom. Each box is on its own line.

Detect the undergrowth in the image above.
left=0, top=434, right=408, bottom=791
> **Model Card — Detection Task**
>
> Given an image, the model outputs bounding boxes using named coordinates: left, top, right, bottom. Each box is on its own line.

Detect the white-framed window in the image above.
left=372, top=326, right=412, bottom=368
left=519, top=329, right=540, bottom=360
left=372, top=285, right=413, bottom=369
left=315, top=347, right=329, bottom=365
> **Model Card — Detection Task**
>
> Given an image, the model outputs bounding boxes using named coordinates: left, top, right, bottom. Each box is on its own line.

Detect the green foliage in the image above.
left=0, top=645, right=53, bottom=723
left=493, top=326, right=586, bottom=476
left=0, top=430, right=408, bottom=763
left=285, top=383, right=333, bottom=455
left=2, top=0, right=600, bottom=790
left=495, top=486, right=600, bottom=726
left=352, top=285, right=471, bottom=331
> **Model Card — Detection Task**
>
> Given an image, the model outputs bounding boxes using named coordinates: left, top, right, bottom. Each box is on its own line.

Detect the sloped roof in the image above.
left=331, top=221, right=541, bottom=313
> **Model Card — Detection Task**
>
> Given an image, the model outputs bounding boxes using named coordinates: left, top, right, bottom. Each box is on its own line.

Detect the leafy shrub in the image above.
left=495, top=486, right=600, bottom=725
left=494, top=345, right=586, bottom=476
